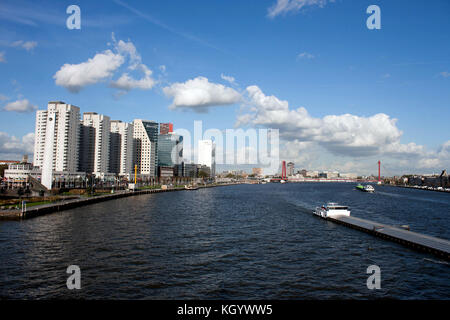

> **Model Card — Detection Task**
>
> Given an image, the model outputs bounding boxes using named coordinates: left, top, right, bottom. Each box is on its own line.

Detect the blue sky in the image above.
left=0, top=0, right=449, bottom=175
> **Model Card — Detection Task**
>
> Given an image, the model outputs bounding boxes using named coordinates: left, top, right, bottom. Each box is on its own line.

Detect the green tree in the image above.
left=198, top=170, right=209, bottom=179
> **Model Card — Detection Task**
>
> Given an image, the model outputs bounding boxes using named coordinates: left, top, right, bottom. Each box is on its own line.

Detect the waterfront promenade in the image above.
left=0, top=183, right=240, bottom=220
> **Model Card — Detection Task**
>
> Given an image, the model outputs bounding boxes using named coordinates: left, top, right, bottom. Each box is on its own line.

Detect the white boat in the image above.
left=364, top=185, right=375, bottom=193
left=280, top=180, right=286, bottom=184
left=313, top=202, right=351, bottom=219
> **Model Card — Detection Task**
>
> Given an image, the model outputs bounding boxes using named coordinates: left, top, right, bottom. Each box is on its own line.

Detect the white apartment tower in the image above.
left=33, top=101, right=80, bottom=189
left=198, top=139, right=216, bottom=177
left=110, top=120, right=134, bottom=175
left=80, top=112, right=110, bottom=175
left=133, top=119, right=158, bottom=176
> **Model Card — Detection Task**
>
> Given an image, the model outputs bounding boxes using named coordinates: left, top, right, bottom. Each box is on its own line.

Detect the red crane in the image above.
left=378, top=160, right=381, bottom=183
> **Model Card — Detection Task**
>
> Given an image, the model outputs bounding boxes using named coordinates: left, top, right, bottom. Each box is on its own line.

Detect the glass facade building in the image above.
left=157, top=133, right=183, bottom=168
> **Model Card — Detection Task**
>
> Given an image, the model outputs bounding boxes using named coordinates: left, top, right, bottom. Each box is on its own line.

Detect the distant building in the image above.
left=159, top=123, right=173, bottom=135
left=133, top=119, right=159, bottom=176
left=340, top=173, right=357, bottom=179
left=287, top=162, right=295, bottom=176
left=183, top=163, right=199, bottom=178
left=158, top=166, right=174, bottom=178
left=252, top=168, right=263, bottom=176
left=198, top=140, right=216, bottom=177
left=318, top=172, right=328, bottom=179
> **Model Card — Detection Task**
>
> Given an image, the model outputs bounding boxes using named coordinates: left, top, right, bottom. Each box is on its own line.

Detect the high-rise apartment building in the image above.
left=109, top=120, right=134, bottom=175
left=198, top=139, right=216, bottom=177
left=133, top=119, right=158, bottom=176
left=33, top=101, right=80, bottom=189
left=80, top=112, right=110, bottom=175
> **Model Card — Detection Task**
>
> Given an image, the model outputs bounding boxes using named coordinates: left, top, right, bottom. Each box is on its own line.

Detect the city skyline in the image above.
left=0, top=0, right=449, bottom=176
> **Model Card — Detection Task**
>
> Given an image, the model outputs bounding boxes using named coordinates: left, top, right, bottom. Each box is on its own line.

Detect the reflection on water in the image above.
left=0, top=183, right=449, bottom=299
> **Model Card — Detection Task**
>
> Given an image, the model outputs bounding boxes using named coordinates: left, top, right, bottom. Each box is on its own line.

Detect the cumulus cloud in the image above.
left=54, top=34, right=157, bottom=94
left=54, top=50, right=125, bottom=93
left=268, top=0, right=334, bottom=18
left=3, top=99, right=38, bottom=113
left=11, top=40, right=37, bottom=51
left=238, top=85, right=426, bottom=158
left=0, top=51, right=5, bottom=63
left=0, top=132, right=35, bottom=158
left=439, top=71, right=450, bottom=78
left=110, top=64, right=156, bottom=91
left=163, top=76, right=242, bottom=112
left=221, top=73, right=236, bottom=84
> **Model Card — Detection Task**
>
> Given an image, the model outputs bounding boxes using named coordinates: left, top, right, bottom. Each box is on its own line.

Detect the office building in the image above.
left=157, top=133, right=183, bottom=168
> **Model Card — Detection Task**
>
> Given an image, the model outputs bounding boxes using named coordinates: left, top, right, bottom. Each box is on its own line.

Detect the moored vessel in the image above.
left=313, top=202, right=351, bottom=219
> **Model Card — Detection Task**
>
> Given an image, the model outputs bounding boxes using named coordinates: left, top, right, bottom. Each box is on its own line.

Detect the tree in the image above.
left=198, top=171, right=209, bottom=179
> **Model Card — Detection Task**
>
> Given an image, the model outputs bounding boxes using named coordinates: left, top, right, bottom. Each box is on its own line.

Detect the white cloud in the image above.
left=54, top=34, right=157, bottom=94
left=11, top=40, right=37, bottom=51
left=3, top=99, right=38, bottom=113
left=268, top=0, right=334, bottom=18
left=110, top=64, right=156, bottom=91
left=297, top=52, right=315, bottom=59
left=221, top=73, right=236, bottom=84
left=163, top=76, right=242, bottom=112
left=238, top=85, right=425, bottom=158
left=0, top=94, right=8, bottom=101
left=439, top=71, right=450, bottom=78
left=0, top=51, right=5, bottom=63
left=0, top=132, right=35, bottom=158
left=54, top=50, right=125, bottom=93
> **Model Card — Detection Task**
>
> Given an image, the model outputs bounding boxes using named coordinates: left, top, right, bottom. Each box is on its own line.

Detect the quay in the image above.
left=0, top=183, right=240, bottom=221
left=327, top=215, right=450, bottom=260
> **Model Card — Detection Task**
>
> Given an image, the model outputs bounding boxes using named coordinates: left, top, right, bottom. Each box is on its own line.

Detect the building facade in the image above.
left=81, top=112, right=111, bottom=175
left=33, top=102, right=81, bottom=189
left=133, top=119, right=159, bottom=176
left=159, top=123, right=173, bottom=135
left=287, top=162, right=295, bottom=176
left=157, top=133, right=183, bottom=168
left=110, top=120, right=134, bottom=175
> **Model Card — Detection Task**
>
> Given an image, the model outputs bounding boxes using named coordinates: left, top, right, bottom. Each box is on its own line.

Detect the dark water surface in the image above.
left=1, top=183, right=449, bottom=299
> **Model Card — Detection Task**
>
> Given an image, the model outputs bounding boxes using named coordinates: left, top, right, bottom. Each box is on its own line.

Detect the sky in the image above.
left=0, top=0, right=449, bottom=176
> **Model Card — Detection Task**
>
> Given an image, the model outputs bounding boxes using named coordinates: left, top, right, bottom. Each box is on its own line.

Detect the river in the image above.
left=0, top=183, right=449, bottom=299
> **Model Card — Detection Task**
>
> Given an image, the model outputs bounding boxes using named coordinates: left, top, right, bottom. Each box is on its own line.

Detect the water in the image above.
left=0, top=183, right=449, bottom=299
